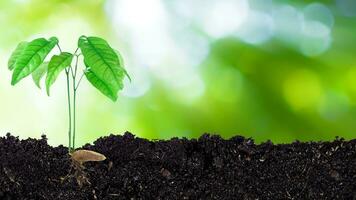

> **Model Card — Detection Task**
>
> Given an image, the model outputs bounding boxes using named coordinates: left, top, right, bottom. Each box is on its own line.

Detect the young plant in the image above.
left=8, top=36, right=130, bottom=152
left=67, top=149, right=107, bottom=186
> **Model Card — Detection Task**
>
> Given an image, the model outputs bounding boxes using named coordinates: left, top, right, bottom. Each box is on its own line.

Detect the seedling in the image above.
left=68, top=150, right=107, bottom=186
left=8, top=36, right=130, bottom=153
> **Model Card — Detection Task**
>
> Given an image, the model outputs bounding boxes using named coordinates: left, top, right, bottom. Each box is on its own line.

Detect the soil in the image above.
left=0, top=132, right=355, bottom=200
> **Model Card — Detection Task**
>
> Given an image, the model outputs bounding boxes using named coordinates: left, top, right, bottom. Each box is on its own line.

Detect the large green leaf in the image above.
left=83, top=59, right=118, bottom=101
left=78, top=36, right=126, bottom=101
left=85, top=70, right=118, bottom=101
left=32, top=62, right=48, bottom=89
left=11, top=37, right=58, bottom=85
left=46, top=52, right=73, bottom=95
left=8, top=42, right=28, bottom=70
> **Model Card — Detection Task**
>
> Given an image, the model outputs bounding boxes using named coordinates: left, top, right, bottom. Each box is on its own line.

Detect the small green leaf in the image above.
left=78, top=36, right=126, bottom=100
left=85, top=69, right=118, bottom=101
left=11, top=37, right=58, bottom=85
left=46, top=52, right=73, bottom=96
left=32, top=62, right=48, bottom=88
left=8, top=42, right=28, bottom=70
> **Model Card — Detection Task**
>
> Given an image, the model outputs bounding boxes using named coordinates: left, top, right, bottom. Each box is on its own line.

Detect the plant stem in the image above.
left=72, top=78, right=76, bottom=150
left=58, top=44, right=72, bottom=153
left=65, top=69, right=72, bottom=152
left=56, top=44, right=62, bottom=53
left=59, top=46, right=82, bottom=151
left=71, top=55, right=80, bottom=150
left=75, top=72, right=85, bottom=90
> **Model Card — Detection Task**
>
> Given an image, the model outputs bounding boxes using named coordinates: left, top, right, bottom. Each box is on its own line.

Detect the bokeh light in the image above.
left=237, top=11, right=274, bottom=44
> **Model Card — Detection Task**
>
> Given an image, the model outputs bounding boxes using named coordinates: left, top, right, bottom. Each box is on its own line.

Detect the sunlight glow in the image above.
left=201, top=0, right=249, bottom=38
left=105, top=0, right=209, bottom=100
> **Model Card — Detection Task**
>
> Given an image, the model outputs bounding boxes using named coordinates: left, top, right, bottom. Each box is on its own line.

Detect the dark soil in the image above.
left=0, top=132, right=355, bottom=200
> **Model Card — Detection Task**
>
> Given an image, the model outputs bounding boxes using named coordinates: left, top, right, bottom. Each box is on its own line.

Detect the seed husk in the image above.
left=71, top=150, right=106, bottom=163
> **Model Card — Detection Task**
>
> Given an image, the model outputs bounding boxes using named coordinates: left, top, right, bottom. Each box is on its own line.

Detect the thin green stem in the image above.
left=75, top=72, right=85, bottom=90
left=71, top=55, right=80, bottom=150
left=65, top=69, right=72, bottom=152
left=70, top=66, right=75, bottom=79
left=74, top=47, right=79, bottom=55
left=74, top=55, right=79, bottom=77
left=57, top=45, right=82, bottom=151
left=72, top=81, right=76, bottom=150
left=56, top=44, right=62, bottom=53
left=58, top=44, right=72, bottom=153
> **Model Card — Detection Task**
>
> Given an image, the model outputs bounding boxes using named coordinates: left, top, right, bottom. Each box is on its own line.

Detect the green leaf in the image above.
left=11, top=37, right=58, bottom=85
left=85, top=69, right=118, bottom=101
left=83, top=59, right=118, bottom=101
left=32, top=62, right=48, bottom=89
left=45, top=52, right=73, bottom=96
left=8, top=42, right=28, bottom=70
left=78, top=36, right=126, bottom=101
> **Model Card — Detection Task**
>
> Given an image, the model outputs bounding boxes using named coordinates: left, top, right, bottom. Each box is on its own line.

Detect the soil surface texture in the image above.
left=0, top=132, right=355, bottom=200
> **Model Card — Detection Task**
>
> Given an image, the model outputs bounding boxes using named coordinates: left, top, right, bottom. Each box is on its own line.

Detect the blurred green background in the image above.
left=0, top=0, right=356, bottom=146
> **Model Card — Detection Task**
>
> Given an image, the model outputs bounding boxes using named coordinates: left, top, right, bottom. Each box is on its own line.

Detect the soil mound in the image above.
left=0, top=132, right=355, bottom=199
